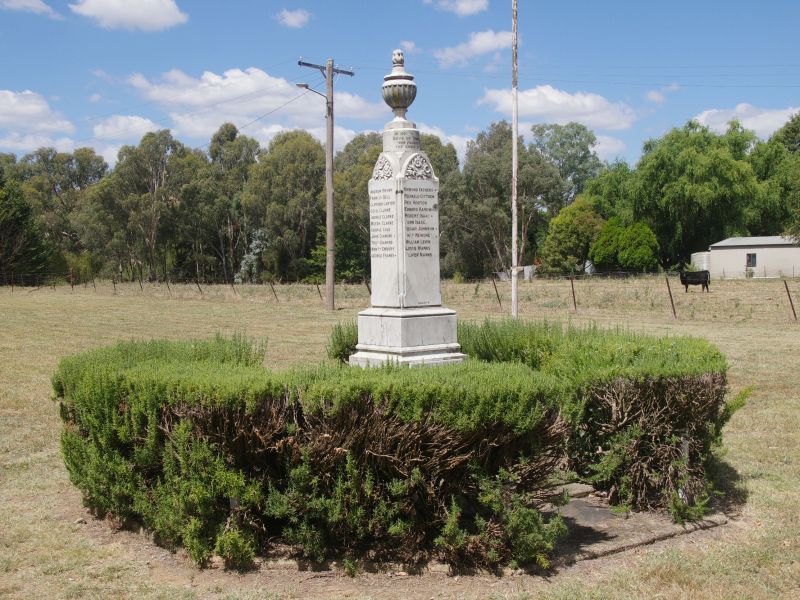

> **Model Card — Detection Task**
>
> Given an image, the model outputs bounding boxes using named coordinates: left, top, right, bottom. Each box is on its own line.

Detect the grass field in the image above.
left=1, top=277, right=799, bottom=599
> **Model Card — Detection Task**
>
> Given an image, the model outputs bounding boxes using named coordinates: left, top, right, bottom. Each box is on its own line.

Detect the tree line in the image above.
left=2, top=114, right=799, bottom=284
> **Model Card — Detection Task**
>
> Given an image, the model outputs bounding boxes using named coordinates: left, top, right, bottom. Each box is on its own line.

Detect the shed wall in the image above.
left=709, top=246, right=800, bottom=278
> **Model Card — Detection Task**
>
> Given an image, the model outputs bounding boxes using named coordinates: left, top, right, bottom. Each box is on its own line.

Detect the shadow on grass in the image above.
left=707, top=454, right=749, bottom=515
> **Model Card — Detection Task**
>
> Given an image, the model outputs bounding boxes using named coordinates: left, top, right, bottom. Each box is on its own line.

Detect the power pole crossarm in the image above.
left=298, top=58, right=354, bottom=311
left=298, top=60, right=354, bottom=77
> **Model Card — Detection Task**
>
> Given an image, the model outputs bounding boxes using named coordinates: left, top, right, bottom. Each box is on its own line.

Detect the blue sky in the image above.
left=1, top=0, right=798, bottom=165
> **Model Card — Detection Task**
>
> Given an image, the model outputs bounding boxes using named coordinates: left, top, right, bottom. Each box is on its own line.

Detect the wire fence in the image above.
left=0, top=268, right=773, bottom=287
left=2, top=269, right=798, bottom=323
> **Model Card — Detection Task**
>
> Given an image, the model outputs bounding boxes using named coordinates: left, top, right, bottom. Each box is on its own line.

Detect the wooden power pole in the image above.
left=298, top=58, right=354, bottom=311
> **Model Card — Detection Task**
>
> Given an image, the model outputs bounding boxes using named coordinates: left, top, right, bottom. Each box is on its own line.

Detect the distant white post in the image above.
left=511, top=0, right=520, bottom=318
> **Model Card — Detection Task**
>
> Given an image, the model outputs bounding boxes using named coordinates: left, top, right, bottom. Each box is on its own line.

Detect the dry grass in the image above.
left=1, top=277, right=799, bottom=599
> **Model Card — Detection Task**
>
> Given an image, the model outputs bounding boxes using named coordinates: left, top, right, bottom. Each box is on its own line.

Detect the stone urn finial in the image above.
left=382, top=49, right=417, bottom=121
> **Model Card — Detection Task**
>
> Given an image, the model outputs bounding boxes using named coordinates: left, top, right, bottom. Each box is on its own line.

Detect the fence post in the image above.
left=785, top=280, right=797, bottom=321
left=570, top=276, right=577, bottom=312
left=112, top=275, right=117, bottom=295
left=70, top=268, right=74, bottom=291
left=665, top=276, right=677, bottom=319
left=268, top=281, right=279, bottom=302
left=491, top=275, right=502, bottom=308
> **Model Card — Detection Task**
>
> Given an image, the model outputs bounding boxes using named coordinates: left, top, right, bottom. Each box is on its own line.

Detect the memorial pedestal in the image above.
left=350, top=307, right=464, bottom=367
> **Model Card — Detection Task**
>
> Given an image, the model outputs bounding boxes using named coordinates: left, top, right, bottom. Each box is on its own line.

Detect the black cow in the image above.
left=679, top=270, right=710, bottom=292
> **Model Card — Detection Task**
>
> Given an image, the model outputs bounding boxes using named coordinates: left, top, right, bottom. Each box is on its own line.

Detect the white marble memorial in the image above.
left=350, top=50, right=467, bottom=367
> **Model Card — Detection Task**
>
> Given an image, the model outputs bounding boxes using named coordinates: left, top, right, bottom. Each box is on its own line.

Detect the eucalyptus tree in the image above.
left=113, top=130, right=188, bottom=281
left=530, top=122, right=603, bottom=211
left=242, top=130, right=325, bottom=280
left=203, top=123, right=260, bottom=282
left=17, top=147, right=107, bottom=260
left=775, top=112, right=800, bottom=155
left=0, top=173, right=50, bottom=276
left=455, top=121, right=564, bottom=275
left=0, top=153, right=16, bottom=182
left=326, top=132, right=382, bottom=281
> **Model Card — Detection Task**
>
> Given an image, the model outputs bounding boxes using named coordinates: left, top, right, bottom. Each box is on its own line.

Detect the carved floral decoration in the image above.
left=372, top=155, right=393, bottom=180
left=403, top=154, right=433, bottom=180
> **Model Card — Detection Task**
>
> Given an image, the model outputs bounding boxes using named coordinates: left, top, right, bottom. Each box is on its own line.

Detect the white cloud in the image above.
left=434, top=30, right=512, bottom=68
left=399, top=40, right=420, bottom=54
left=425, top=0, right=488, bottom=17
left=90, top=68, right=115, bottom=83
left=69, top=0, right=187, bottom=32
left=307, top=125, right=358, bottom=152
left=418, top=122, right=471, bottom=163
left=479, top=84, right=637, bottom=131
left=128, top=67, right=387, bottom=142
left=97, top=143, right=121, bottom=165
left=332, top=91, right=387, bottom=121
left=594, top=135, right=626, bottom=160
left=1, top=0, right=61, bottom=18
left=646, top=83, right=680, bottom=105
left=0, top=89, right=74, bottom=133
left=88, top=93, right=102, bottom=103
left=242, top=123, right=357, bottom=153
left=695, top=103, right=799, bottom=138
left=92, top=115, right=160, bottom=140
left=275, top=8, right=310, bottom=28
left=0, top=132, right=74, bottom=152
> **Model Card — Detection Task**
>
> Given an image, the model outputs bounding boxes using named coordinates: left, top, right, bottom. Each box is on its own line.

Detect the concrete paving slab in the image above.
left=552, top=494, right=728, bottom=565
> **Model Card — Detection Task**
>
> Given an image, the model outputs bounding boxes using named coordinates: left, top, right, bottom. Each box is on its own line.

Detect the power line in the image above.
left=196, top=76, right=326, bottom=150
left=78, top=58, right=300, bottom=125
left=345, top=63, right=800, bottom=89
left=71, top=73, right=314, bottom=147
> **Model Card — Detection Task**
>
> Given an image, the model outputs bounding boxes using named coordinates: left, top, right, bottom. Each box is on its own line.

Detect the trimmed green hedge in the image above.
left=55, top=322, right=738, bottom=571
left=55, top=335, right=568, bottom=570
left=333, top=319, right=736, bottom=511
left=460, top=320, right=735, bottom=512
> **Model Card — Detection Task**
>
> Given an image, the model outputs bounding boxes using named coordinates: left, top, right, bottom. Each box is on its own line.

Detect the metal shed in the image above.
left=708, top=236, right=800, bottom=279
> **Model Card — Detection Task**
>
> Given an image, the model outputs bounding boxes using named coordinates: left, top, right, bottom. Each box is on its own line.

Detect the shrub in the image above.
left=215, top=527, right=256, bottom=570
left=55, top=336, right=567, bottom=570
left=589, top=218, right=625, bottom=271
left=331, top=319, right=737, bottom=513
left=537, top=196, right=604, bottom=274
left=589, top=219, right=659, bottom=272
left=617, top=222, right=659, bottom=271
left=56, top=321, right=737, bottom=572
left=459, top=319, right=737, bottom=514
left=326, top=320, right=358, bottom=363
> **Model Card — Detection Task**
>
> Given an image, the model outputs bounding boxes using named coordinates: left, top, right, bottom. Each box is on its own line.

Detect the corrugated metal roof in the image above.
left=709, top=236, right=797, bottom=248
